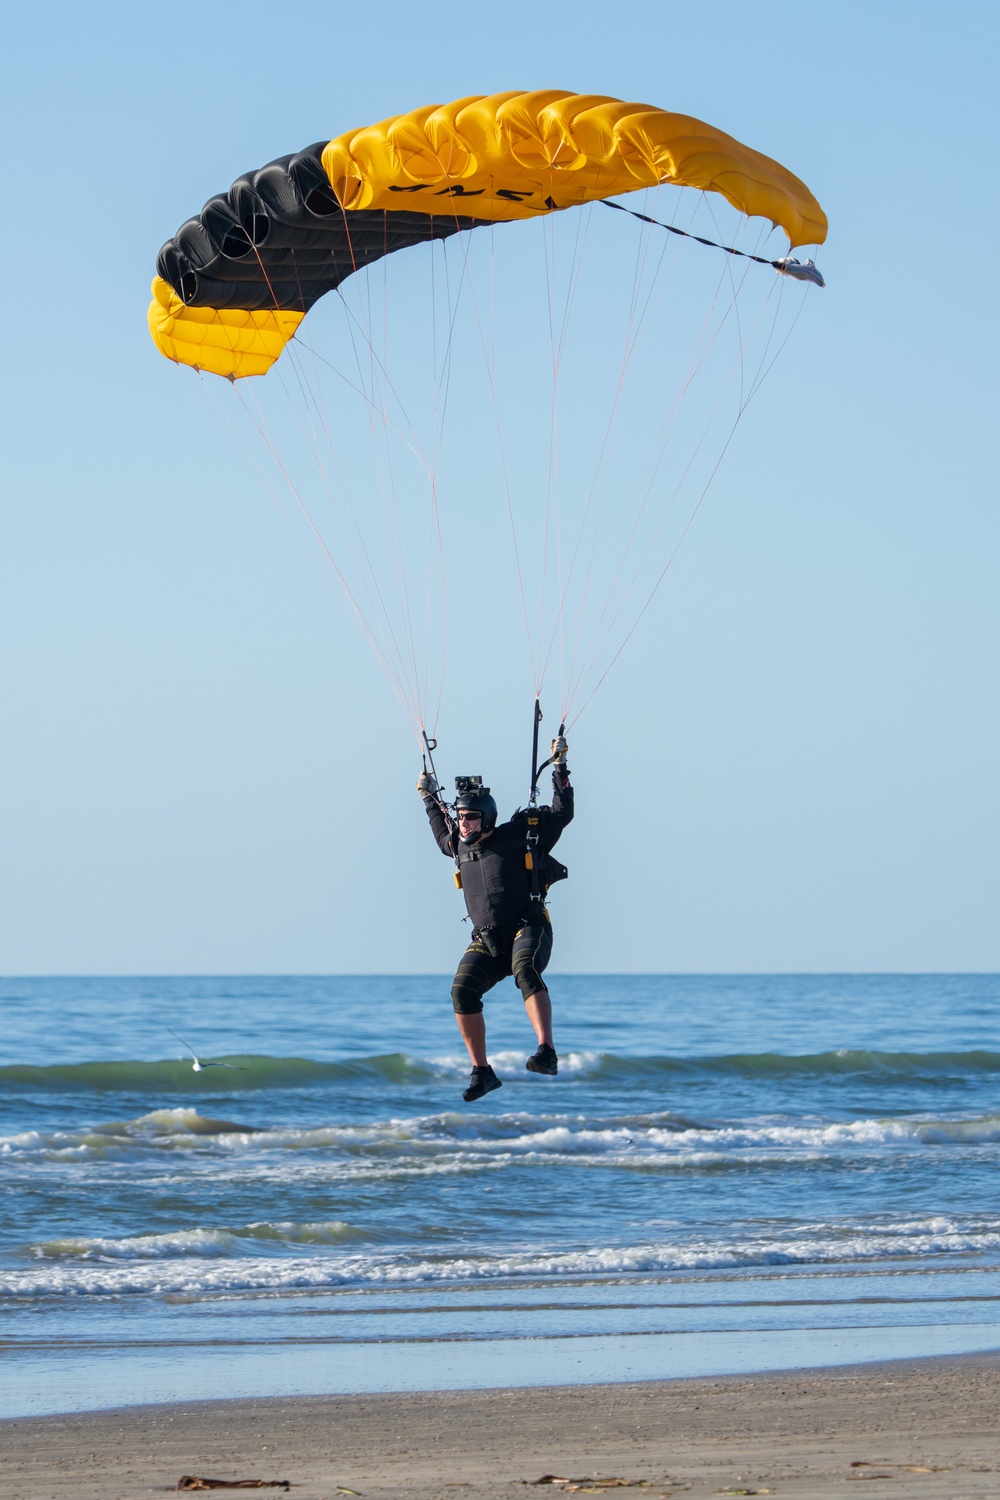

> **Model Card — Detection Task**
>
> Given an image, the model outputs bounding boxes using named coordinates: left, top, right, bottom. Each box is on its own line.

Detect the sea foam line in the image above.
left=4, top=1105, right=1000, bottom=1167
left=5, top=1216, right=1000, bottom=1297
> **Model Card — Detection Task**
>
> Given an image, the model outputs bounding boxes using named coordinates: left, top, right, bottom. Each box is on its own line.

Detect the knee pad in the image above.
left=513, top=964, right=546, bottom=999
left=451, top=984, right=485, bottom=1016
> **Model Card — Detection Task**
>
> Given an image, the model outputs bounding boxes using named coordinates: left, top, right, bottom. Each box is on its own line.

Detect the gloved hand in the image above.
left=550, top=735, right=569, bottom=766
left=416, top=770, right=439, bottom=799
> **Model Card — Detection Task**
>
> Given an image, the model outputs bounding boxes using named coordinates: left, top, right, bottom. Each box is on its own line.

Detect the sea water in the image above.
left=1, top=973, right=999, bottom=1416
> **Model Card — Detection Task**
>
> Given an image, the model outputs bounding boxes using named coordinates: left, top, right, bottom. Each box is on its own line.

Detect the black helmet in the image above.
left=455, top=778, right=497, bottom=844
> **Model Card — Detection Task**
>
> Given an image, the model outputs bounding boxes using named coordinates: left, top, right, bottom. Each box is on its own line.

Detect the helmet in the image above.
left=454, top=781, right=497, bottom=844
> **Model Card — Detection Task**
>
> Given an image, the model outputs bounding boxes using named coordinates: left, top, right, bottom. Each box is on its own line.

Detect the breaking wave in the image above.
left=4, top=1103, right=1000, bottom=1171
left=6, top=1213, right=1000, bottom=1299
left=4, top=1047, right=1000, bottom=1094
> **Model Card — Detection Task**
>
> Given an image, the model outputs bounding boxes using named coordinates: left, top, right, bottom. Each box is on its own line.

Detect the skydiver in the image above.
left=417, top=738, right=574, bottom=1102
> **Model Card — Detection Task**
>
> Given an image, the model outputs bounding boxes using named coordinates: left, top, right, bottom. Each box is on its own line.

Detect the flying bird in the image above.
left=168, top=1028, right=244, bottom=1072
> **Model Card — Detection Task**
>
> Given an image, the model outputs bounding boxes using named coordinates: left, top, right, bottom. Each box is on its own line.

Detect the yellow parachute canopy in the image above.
left=151, top=90, right=827, bottom=380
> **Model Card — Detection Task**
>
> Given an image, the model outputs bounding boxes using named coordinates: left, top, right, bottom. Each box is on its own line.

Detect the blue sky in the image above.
left=1, top=0, right=997, bottom=974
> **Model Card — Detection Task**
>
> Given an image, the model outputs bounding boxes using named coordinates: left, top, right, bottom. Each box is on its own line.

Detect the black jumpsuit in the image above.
left=423, top=771, right=574, bottom=1014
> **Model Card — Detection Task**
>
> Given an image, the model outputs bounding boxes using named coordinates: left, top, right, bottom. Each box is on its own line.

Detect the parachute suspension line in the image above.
left=535, top=181, right=696, bottom=716
left=562, top=207, right=785, bottom=715
left=195, top=365, right=418, bottom=728
left=278, top=287, right=434, bottom=718
left=565, top=264, right=771, bottom=713
left=424, top=229, right=482, bottom=731
left=537, top=186, right=602, bottom=707
left=702, top=206, right=784, bottom=411
left=545, top=177, right=597, bottom=707
left=565, top=225, right=755, bottom=703
left=538, top=191, right=681, bottom=705
left=230, top=380, right=425, bottom=741
left=538, top=191, right=560, bottom=699
left=449, top=202, right=538, bottom=689
left=377, top=247, right=426, bottom=731
left=566, top=370, right=761, bottom=732
left=546, top=183, right=680, bottom=708
left=425, top=469, right=447, bottom=740
left=242, top=231, right=433, bottom=738
left=551, top=197, right=596, bottom=712
left=358, top=258, right=420, bottom=722
left=425, top=233, right=471, bottom=739
left=341, top=219, right=429, bottom=730
left=242, top=374, right=422, bottom=737
left=429, top=230, right=467, bottom=460
left=283, top=240, right=455, bottom=746
left=424, top=241, right=442, bottom=741
left=288, top=317, right=428, bottom=463
left=202, top=362, right=424, bottom=744
left=487, top=212, right=536, bottom=691
left=194, top=370, right=300, bottom=536
left=327, top=219, right=425, bottom=727
left=561, top=214, right=784, bottom=721
left=736, top=248, right=811, bottom=415
left=566, top=257, right=807, bottom=727
left=273, top=355, right=422, bottom=715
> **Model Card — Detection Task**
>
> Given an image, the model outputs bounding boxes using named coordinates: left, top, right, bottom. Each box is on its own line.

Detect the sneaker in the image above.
left=525, top=1043, right=558, bottom=1076
left=462, top=1065, right=503, bottom=1102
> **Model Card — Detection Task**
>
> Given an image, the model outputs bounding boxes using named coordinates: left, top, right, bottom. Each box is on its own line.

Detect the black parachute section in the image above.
left=156, top=143, right=482, bottom=314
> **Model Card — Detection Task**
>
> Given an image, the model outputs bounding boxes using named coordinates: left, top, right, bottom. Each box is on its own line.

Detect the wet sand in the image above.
left=3, top=1353, right=999, bottom=1500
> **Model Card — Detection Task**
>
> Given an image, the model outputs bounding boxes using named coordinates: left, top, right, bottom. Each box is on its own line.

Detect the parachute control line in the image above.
left=149, top=90, right=828, bottom=380
left=598, top=197, right=826, bottom=285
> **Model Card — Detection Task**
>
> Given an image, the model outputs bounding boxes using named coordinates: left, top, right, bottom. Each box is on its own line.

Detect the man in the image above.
left=417, top=738, right=574, bottom=1102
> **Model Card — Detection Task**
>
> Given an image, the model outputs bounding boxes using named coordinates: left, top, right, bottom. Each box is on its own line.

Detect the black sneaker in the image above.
left=525, top=1044, right=558, bottom=1076
left=462, top=1065, right=503, bottom=1102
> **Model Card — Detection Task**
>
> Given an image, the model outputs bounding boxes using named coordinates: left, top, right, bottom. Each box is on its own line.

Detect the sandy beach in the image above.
left=4, top=1353, right=999, bottom=1500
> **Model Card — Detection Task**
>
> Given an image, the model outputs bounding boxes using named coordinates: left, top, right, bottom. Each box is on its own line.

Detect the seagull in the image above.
left=168, top=1028, right=244, bottom=1072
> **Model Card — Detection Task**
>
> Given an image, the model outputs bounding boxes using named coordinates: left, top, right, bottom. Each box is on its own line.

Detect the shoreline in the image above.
left=4, top=1352, right=999, bottom=1500
left=4, top=1318, right=1000, bottom=1421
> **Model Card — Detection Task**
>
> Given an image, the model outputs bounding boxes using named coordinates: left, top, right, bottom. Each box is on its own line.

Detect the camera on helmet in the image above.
left=454, top=775, right=485, bottom=797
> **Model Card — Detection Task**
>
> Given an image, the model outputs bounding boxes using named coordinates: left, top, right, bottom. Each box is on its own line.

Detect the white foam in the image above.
left=33, top=1218, right=361, bottom=1261
left=5, top=1214, right=1000, bottom=1299
left=5, top=1108, right=1000, bottom=1178
left=428, top=1049, right=604, bottom=1077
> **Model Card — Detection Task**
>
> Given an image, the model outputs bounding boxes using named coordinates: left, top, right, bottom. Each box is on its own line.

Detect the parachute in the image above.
left=150, top=91, right=825, bottom=379
left=149, top=90, right=826, bottom=752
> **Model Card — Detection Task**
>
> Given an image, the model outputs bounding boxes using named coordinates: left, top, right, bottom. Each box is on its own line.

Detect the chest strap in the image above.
left=526, top=814, right=543, bottom=902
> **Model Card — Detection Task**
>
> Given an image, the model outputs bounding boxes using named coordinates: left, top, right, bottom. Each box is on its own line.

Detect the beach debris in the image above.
left=176, top=1478, right=293, bottom=1491
left=850, top=1462, right=947, bottom=1472
left=528, top=1481, right=678, bottom=1494
left=531, top=1481, right=631, bottom=1490
left=335, top=1489, right=363, bottom=1495
left=717, top=1490, right=771, bottom=1496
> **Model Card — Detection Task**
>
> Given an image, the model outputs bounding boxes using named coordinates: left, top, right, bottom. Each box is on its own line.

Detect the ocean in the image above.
left=2, top=973, right=999, bottom=1416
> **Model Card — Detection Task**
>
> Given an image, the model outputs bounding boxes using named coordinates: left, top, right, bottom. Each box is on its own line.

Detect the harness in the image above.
left=423, top=699, right=568, bottom=904
left=525, top=812, right=543, bottom=904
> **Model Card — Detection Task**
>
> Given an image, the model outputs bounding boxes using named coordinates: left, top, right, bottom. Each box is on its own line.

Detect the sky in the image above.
left=1, top=0, right=997, bottom=975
